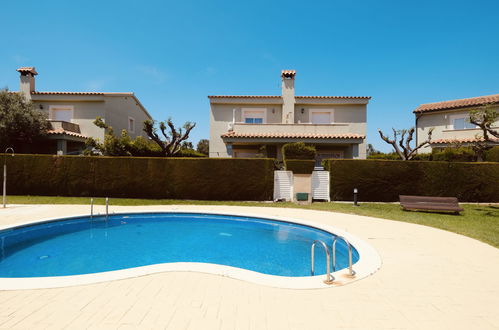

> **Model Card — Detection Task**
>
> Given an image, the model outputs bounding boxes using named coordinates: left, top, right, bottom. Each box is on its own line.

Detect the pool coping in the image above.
left=0, top=210, right=382, bottom=290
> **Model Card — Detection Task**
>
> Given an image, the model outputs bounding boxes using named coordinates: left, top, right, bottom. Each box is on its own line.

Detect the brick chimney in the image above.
left=17, top=67, right=38, bottom=100
left=281, top=70, right=296, bottom=123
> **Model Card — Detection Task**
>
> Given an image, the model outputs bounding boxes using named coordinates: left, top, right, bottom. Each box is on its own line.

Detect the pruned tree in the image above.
left=468, top=105, right=498, bottom=161
left=378, top=127, right=433, bottom=160
left=469, top=105, right=498, bottom=141
left=143, top=118, right=196, bottom=157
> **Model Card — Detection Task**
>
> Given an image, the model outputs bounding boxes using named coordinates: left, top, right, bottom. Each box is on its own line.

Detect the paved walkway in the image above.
left=0, top=204, right=498, bottom=329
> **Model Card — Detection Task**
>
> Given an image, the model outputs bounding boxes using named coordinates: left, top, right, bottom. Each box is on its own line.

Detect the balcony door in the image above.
left=242, top=108, right=266, bottom=124
left=310, top=110, right=333, bottom=124
left=49, top=105, right=74, bottom=122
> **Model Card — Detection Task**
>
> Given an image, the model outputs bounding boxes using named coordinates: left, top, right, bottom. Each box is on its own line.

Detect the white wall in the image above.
left=416, top=106, right=499, bottom=152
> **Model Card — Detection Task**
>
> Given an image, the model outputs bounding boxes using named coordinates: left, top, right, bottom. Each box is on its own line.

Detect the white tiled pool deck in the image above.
left=1, top=204, right=498, bottom=330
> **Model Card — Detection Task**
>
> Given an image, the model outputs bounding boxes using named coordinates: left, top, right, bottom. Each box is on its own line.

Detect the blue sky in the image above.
left=1, top=0, right=498, bottom=151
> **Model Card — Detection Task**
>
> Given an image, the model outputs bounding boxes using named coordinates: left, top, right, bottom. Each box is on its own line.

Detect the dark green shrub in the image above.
left=177, top=149, right=207, bottom=157
left=412, top=153, right=432, bottom=161
left=324, top=159, right=499, bottom=202
left=282, top=142, right=316, bottom=160
left=367, top=152, right=401, bottom=160
left=0, top=154, right=274, bottom=200
left=485, top=146, right=499, bottom=162
left=432, top=147, right=476, bottom=162
left=285, top=160, right=315, bottom=174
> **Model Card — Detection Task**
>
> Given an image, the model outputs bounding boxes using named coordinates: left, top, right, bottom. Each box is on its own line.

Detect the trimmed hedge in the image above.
left=0, top=154, right=274, bottom=200
left=285, top=160, right=315, bottom=174
left=282, top=142, right=316, bottom=160
left=485, top=146, right=499, bottom=162
left=324, top=159, right=499, bottom=202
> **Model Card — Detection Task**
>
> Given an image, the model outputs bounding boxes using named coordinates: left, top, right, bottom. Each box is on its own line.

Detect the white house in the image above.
left=209, top=70, right=370, bottom=163
left=14, top=67, right=152, bottom=155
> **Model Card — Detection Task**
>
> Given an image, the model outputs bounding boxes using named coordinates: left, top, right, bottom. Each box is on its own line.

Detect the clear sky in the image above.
left=1, top=0, right=498, bottom=151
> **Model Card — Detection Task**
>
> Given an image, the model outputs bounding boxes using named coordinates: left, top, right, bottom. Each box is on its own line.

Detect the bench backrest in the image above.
left=399, top=195, right=459, bottom=204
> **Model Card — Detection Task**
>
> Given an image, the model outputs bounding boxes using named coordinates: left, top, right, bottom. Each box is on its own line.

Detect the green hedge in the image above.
left=485, top=146, right=499, bottom=162
left=324, top=159, right=499, bottom=202
left=282, top=142, right=316, bottom=160
left=0, top=154, right=274, bottom=200
left=285, top=160, right=315, bottom=174
left=369, top=147, right=499, bottom=162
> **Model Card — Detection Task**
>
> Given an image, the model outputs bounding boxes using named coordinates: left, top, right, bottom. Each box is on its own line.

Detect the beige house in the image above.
left=414, top=93, right=499, bottom=152
left=209, top=70, right=370, bottom=163
left=15, top=67, right=152, bottom=155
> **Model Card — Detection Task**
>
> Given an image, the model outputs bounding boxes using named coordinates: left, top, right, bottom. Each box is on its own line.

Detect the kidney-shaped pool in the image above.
left=0, top=212, right=380, bottom=289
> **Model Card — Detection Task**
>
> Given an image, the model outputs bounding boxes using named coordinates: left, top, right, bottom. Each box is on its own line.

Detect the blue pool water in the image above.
left=0, top=213, right=359, bottom=278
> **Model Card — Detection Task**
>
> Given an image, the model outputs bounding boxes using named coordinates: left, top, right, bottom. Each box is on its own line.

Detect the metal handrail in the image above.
left=90, top=198, right=94, bottom=219
left=311, top=240, right=333, bottom=283
left=332, top=236, right=355, bottom=276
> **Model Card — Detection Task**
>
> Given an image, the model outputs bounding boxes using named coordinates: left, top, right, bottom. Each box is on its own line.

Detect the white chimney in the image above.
left=281, top=70, right=296, bottom=123
left=17, top=67, right=38, bottom=100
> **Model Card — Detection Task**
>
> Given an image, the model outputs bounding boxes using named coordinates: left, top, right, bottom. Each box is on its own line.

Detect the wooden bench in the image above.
left=399, top=195, right=464, bottom=214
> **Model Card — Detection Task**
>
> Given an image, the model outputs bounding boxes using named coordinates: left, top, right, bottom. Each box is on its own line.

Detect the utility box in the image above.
left=296, top=192, right=309, bottom=201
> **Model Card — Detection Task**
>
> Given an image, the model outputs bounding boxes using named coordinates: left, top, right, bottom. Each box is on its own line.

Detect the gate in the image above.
left=273, top=171, right=293, bottom=201
left=311, top=170, right=330, bottom=201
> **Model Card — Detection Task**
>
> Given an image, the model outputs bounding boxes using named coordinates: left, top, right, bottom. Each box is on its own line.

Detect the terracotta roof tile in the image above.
left=16, top=67, right=38, bottom=75
left=208, top=95, right=370, bottom=99
left=208, top=95, right=281, bottom=99
left=431, top=137, right=499, bottom=144
left=414, top=94, right=499, bottom=113
left=47, top=129, right=87, bottom=139
left=32, top=91, right=134, bottom=96
left=221, top=131, right=364, bottom=139
left=296, top=96, right=371, bottom=99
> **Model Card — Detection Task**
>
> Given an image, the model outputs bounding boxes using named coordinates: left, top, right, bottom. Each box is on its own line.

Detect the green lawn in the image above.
left=5, top=195, right=499, bottom=248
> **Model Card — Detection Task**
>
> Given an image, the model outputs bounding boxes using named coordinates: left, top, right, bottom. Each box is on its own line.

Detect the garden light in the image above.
left=353, top=188, right=359, bottom=206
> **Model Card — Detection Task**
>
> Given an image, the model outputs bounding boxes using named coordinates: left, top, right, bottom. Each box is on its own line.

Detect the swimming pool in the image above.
left=0, top=212, right=358, bottom=276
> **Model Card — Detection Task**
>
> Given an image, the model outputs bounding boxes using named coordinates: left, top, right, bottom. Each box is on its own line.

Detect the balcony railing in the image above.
left=49, top=121, right=81, bottom=133
left=231, top=123, right=351, bottom=135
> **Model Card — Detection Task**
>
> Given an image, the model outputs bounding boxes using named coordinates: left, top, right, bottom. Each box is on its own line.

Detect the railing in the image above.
left=89, top=197, right=109, bottom=221
left=332, top=236, right=355, bottom=276
left=311, top=240, right=333, bottom=283
left=231, top=123, right=353, bottom=136
left=49, top=121, right=81, bottom=133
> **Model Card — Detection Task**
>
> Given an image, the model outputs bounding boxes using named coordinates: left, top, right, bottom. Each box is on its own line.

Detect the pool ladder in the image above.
left=90, top=197, right=110, bottom=221
left=310, top=236, right=355, bottom=284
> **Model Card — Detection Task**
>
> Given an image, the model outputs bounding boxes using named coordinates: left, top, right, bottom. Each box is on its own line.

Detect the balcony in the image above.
left=231, top=123, right=351, bottom=135
left=49, top=121, right=81, bottom=134
left=222, top=123, right=364, bottom=143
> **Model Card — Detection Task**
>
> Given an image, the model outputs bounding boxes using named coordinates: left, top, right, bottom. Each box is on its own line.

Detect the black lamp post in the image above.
left=353, top=188, right=359, bottom=206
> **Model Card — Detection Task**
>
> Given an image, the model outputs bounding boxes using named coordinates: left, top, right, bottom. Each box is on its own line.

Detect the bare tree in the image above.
left=378, top=127, right=433, bottom=160
left=469, top=105, right=498, bottom=141
left=143, top=118, right=196, bottom=157
left=468, top=105, right=498, bottom=161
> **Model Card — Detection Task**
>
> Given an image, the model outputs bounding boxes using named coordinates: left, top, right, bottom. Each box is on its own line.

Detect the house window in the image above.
left=242, top=109, right=266, bottom=124
left=128, top=117, right=135, bottom=133
left=450, top=115, right=476, bottom=130
left=49, top=105, right=73, bottom=122
left=310, top=110, right=333, bottom=124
